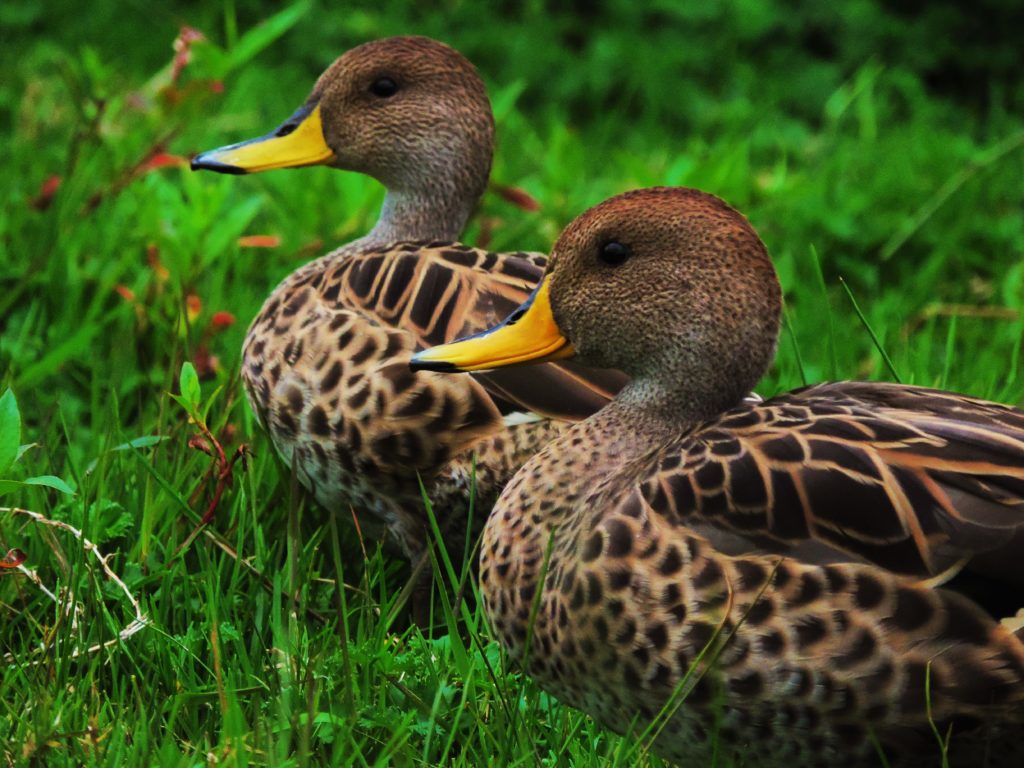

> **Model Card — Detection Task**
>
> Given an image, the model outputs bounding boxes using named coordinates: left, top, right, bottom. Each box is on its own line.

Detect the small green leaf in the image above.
left=0, top=389, right=21, bottom=475
left=179, top=362, right=201, bottom=410
left=218, top=622, right=242, bottom=642
left=23, top=475, right=76, bottom=494
left=112, top=435, right=167, bottom=452
left=84, top=435, right=167, bottom=475
left=222, top=1, right=310, bottom=76
left=0, top=476, right=77, bottom=497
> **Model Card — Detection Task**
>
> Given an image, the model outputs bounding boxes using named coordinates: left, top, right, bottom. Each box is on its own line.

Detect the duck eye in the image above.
left=598, top=241, right=630, bottom=266
left=369, top=77, right=399, bottom=98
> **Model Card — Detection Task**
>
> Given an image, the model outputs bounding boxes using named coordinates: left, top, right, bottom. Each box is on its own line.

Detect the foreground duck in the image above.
left=191, top=37, right=622, bottom=563
left=411, top=187, right=1024, bottom=765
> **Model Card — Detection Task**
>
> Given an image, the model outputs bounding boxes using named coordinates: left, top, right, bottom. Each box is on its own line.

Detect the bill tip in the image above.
left=190, top=153, right=247, bottom=175
left=409, top=356, right=461, bottom=373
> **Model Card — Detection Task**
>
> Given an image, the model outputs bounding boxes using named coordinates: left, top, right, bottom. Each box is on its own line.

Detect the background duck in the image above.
left=191, top=36, right=624, bottom=564
left=412, top=187, right=1024, bottom=765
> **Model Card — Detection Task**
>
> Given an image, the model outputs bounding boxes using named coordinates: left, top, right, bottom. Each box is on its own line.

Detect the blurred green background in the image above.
left=1, top=1, right=1022, bottom=765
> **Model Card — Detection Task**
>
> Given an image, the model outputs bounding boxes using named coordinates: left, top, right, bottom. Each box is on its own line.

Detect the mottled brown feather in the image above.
left=469, top=188, right=1024, bottom=766
left=198, top=37, right=626, bottom=562
left=645, top=381, right=1024, bottom=585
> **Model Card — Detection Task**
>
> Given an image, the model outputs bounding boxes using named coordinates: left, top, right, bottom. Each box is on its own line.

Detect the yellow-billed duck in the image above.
left=411, top=187, right=1024, bottom=765
left=191, top=36, right=624, bottom=561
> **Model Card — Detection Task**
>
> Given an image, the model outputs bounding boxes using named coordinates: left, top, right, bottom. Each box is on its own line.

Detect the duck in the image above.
left=410, top=187, right=1024, bottom=766
left=190, top=36, right=624, bottom=565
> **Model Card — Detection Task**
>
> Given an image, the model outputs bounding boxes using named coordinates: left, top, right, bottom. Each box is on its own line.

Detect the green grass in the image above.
left=2, top=2, right=1023, bottom=765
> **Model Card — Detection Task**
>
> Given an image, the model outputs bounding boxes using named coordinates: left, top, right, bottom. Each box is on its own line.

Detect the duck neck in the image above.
left=364, top=184, right=473, bottom=249
left=615, top=375, right=738, bottom=427
left=534, top=375, right=750, bottom=514
left=286, top=176, right=482, bottom=287
left=484, top=387, right=684, bottom=662
left=535, top=389, right=687, bottom=523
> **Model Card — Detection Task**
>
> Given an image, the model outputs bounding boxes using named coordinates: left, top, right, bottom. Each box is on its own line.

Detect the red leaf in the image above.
left=115, top=285, right=136, bottom=302
left=0, top=549, right=27, bottom=569
left=211, top=311, right=236, bottom=329
left=188, top=435, right=212, bottom=455
left=30, top=175, right=62, bottom=211
left=490, top=182, right=541, bottom=212
left=171, top=26, right=206, bottom=84
left=186, top=293, right=202, bottom=323
left=220, top=423, right=238, bottom=444
left=192, top=346, right=220, bottom=380
left=237, top=234, right=282, bottom=248
left=147, top=244, right=170, bottom=282
left=138, top=152, right=187, bottom=174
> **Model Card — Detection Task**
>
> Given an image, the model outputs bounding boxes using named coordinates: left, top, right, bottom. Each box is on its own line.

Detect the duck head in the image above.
left=412, top=187, right=782, bottom=419
left=191, top=36, right=494, bottom=200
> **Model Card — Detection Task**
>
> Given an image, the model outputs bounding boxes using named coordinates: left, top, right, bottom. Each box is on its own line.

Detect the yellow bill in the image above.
left=190, top=102, right=335, bottom=174
left=411, top=277, right=574, bottom=372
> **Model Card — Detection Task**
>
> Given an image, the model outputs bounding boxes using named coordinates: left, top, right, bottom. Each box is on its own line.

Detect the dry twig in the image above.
left=2, top=506, right=148, bottom=666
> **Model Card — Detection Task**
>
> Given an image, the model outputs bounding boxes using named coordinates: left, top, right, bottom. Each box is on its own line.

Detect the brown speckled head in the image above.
left=547, top=187, right=781, bottom=417
left=308, top=36, right=494, bottom=198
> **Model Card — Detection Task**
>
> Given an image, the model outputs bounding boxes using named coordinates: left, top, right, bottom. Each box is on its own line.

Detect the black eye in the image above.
left=369, top=77, right=399, bottom=98
left=598, top=241, right=630, bottom=266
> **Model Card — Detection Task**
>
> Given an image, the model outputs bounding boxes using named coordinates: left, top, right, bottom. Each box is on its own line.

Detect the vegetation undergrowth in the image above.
left=1, top=1, right=1022, bottom=765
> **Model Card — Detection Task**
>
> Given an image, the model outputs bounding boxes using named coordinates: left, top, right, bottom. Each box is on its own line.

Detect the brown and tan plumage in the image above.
left=646, top=382, right=1024, bottom=588
left=191, top=37, right=623, bottom=561
left=412, top=187, right=1024, bottom=765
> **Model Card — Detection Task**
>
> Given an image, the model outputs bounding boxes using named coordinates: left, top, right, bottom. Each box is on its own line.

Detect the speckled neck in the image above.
left=614, top=375, right=742, bottom=428
left=357, top=183, right=474, bottom=251
left=273, top=181, right=478, bottom=292
left=518, top=392, right=684, bottom=529
left=480, top=394, right=679, bottom=664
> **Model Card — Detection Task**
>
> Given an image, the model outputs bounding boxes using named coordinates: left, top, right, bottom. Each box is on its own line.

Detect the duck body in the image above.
left=412, top=187, right=1024, bottom=764
left=192, top=37, right=623, bottom=560
left=242, top=239, right=565, bottom=554
left=483, top=386, right=1024, bottom=765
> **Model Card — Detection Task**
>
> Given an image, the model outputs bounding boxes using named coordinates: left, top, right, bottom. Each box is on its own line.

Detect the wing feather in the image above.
left=327, top=242, right=628, bottom=419
left=643, top=381, right=1024, bottom=583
